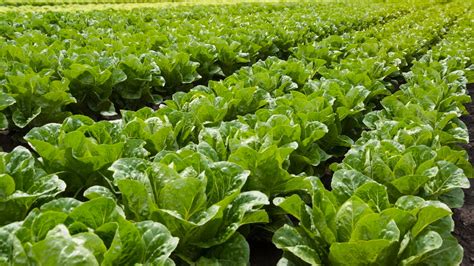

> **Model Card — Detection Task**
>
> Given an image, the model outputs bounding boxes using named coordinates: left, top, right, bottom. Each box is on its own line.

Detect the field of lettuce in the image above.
left=0, top=0, right=473, bottom=265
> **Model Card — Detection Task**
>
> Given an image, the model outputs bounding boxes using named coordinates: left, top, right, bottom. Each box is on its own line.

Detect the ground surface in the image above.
left=454, top=83, right=474, bottom=266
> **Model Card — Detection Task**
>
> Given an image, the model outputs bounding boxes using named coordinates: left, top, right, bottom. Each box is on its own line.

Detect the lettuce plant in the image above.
left=24, top=109, right=192, bottom=194
left=0, top=197, right=178, bottom=265
left=334, top=139, right=470, bottom=208
left=108, top=145, right=269, bottom=263
left=273, top=178, right=463, bottom=265
left=0, top=146, right=65, bottom=226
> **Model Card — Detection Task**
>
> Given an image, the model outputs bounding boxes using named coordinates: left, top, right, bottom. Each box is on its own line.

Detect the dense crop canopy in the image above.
left=0, top=1, right=472, bottom=265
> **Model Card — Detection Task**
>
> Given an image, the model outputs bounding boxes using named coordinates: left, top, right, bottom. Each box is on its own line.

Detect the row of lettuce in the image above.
left=1, top=0, right=222, bottom=6
left=1, top=0, right=296, bottom=6
left=0, top=2, right=473, bottom=265
left=0, top=2, right=415, bottom=129
left=273, top=13, right=474, bottom=264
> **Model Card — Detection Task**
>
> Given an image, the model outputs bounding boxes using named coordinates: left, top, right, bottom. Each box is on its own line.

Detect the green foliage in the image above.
left=0, top=197, right=179, bottom=265
left=0, top=1, right=472, bottom=265
left=109, top=146, right=269, bottom=262
left=0, top=147, right=65, bottom=225
left=273, top=179, right=463, bottom=265
left=0, top=1, right=404, bottom=129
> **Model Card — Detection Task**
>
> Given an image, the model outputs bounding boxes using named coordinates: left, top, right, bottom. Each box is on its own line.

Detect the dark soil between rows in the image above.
left=249, top=238, right=282, bottom=266
left=455, top=83, right=474, bottom=266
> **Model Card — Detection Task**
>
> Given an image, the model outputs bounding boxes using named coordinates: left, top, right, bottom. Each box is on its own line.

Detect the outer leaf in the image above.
left=332, top=170, right=372, bottom=203
left=0, top=147, right=66, bottom=225
left=0, top=174, right=15, bottom=199
left=116, top=179, right=154, bottom=221
left=29, top=225, right=99, bottom=266
left=417, top=233, right=463, bottom=266
left=329, top=239, right=397, bottom=266
left=350, top=213, right=400, bottom=242
left=0, top=93, right=15, bottom=111
left=354, top=182, right=390, bottom=212
left=31, top=211, right=68, bottom=241
left=40, top=198, right=82, bottom=214
left=390, top=175, right=429, bottom=195
left=411, top=202, right=452, bottom=238
left=83, top=186, right=116, bottom=200
left=273, top=225, right=322, bottom=265
left=69, top=197, right=122, bottom=230
left=193, top=191, right=269, bottom=248
left=400, top=230, right=443, bottom=265
left=273, top=194, right=305, bottom=221
left=196, top=233, right=249, bottom=266
left=423, top=161, right=470, bottom=202
left=101, top=219, right=145, bottom=265
left=136, top=221, right=179, bottom=265
left=0, top=114, right=8, bottom=130
left=0, top=223, right=28, bottom=265
left=72, top=232, right=107, bottom=263
left=335, top=196, right=374, bottom=242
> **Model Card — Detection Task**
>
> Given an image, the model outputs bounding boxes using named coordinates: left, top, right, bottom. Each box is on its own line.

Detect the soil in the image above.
left=249, top=239, right=282, bottom=266
left=454, top=83, right=474, bottom=266
left=454, top=178, right=474, bottom=266
left=0, top=131, right=22, bottom=152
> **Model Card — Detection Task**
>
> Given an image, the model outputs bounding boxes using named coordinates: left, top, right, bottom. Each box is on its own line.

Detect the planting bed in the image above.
left=0, top=1, right=473, bottom=265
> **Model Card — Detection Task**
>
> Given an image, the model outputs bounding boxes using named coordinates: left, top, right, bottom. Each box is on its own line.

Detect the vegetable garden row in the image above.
left=0, top=1, right=473, bottom=265
left=0, top=0, right=283, bottom=7
left=0, top=2, right=409, bottom=128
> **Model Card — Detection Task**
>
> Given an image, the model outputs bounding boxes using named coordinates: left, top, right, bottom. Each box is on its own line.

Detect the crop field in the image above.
left=0, top=0, right=473, bottom=265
